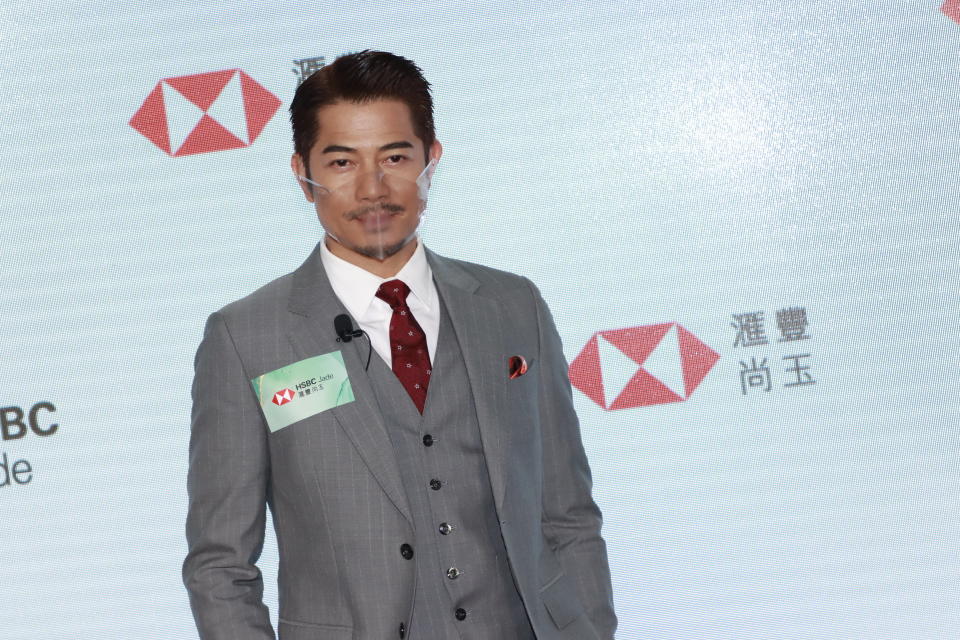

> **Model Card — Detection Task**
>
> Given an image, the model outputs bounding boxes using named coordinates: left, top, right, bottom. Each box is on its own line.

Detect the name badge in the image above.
left=251, top=351, right=355, bottom=432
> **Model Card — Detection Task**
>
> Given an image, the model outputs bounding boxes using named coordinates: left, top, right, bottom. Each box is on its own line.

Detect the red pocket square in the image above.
left=508, top=355, right=528, bottom=379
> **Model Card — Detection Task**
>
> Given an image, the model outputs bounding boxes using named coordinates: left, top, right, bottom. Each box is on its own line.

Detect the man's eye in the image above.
left=385, top=154, right=407, bottom=164
left=329, top=159, right=351, bottom=168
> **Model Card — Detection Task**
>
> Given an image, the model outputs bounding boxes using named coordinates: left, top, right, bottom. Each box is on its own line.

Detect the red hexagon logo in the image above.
left=129, top=69, right=281, bottom=156
left=271, top=388, right=295, bottom=406
left=568, top=323, right=719, bottom=410
left=944, top=1, right=960, bottom=25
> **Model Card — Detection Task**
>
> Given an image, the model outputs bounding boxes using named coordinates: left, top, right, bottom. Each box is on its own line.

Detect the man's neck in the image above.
left=324, top=235, right=418, bottom=279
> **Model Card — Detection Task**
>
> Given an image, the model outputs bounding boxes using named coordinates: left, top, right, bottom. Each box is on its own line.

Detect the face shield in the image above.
left=296, top=158, right=437, bottom=261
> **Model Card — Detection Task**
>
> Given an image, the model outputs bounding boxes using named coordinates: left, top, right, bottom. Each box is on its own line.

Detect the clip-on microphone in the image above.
left=334, top=314, right=372, bottom=370
left=334, top=314, right=363, bottom=342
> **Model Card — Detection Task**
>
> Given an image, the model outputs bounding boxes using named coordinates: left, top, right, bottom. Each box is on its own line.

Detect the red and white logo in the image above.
left=943, top=1, right=960, bottom=25
left=568, top=323, right=719, bottom=410
left=271, top=388, right=295, bottom=406
left=129, top=69, right=281, bottom=156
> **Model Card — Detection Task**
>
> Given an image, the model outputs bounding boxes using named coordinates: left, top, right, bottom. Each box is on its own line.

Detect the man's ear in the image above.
left=291, top=153, right=314, bottom=203
left=428, top=139, right=443, bottom=165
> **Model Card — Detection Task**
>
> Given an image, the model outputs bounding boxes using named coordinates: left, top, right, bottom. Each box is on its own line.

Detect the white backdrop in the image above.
left=2, top=1, right=958, bottom=637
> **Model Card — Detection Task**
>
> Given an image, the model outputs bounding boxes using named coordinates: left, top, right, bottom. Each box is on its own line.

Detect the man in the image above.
left=183, top=50, right=616, bottom=640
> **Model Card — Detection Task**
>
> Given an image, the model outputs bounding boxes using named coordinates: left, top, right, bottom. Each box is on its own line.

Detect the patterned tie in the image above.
left=376, top=279, right=431, bottom=413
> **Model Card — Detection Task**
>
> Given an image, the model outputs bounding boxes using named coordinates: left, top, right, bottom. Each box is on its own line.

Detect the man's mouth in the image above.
left=347, top=205, right=403, bottom=232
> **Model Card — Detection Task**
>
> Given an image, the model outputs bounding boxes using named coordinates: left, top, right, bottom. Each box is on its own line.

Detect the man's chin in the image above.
left=346, top=235, right=416, bottom=261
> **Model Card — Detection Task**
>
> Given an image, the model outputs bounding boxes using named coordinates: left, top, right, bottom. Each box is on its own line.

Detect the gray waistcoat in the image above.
left=364, top=298, right=535, bottom=640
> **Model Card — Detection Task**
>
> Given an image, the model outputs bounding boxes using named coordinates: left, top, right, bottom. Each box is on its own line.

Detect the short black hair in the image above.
left=289, top=50, right=435, bottom=167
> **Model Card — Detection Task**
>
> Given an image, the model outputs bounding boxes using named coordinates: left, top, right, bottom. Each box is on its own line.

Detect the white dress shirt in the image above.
left=320, top=238, right=440, bottom=366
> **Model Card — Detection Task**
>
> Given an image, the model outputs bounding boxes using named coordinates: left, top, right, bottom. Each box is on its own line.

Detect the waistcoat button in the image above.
left=438, top=522, right=453, bottom=535
left=447, top=567, right=461, bottom=580
left=455, top=607, right=467, bottom=621
left=422, top=434, right=434, bottom=446
left=400, top=543, right=414, bottom=560
left=429, top=478, right=442, bottom=490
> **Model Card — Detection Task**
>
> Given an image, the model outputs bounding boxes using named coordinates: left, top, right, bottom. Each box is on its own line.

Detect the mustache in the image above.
left=344, top=203, right=404, bottom=220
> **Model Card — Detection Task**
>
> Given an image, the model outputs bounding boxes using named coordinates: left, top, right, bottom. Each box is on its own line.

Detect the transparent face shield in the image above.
left=296, top=158, right=437, bottom=261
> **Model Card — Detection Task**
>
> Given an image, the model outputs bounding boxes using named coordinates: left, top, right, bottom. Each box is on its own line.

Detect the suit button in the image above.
left=429, top=478, right=442, bottom=490
left=438, top=522, right=453, bottom=535
left=455, top=607, right=467, bottom=621
left=399, top=621, right=406, bottom=638
left=447, top=567, right=461, bottom=580
left=422, top=434, right=434, bottom=446
left=400, top=543, right=414, bottom=560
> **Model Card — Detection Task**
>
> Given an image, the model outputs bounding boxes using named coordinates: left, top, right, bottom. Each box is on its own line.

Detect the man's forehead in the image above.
left=312, top=99, right=419, bottom=148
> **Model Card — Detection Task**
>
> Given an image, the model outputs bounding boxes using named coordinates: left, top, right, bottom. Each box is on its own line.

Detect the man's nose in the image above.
left=355, top=167, right=389, bottom=200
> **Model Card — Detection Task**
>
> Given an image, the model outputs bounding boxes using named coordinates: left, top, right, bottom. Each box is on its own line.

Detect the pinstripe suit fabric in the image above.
left=183, top=242, right=617, bottom=639
left=366, top=296, right=534, bottom=638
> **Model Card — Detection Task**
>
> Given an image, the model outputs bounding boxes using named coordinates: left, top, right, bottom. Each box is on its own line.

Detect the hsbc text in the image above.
left=0, top=401, right=58, bottom=489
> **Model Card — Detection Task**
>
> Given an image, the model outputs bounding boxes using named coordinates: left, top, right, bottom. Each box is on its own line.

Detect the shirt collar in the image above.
left=319, top=237, right=435, bottom=320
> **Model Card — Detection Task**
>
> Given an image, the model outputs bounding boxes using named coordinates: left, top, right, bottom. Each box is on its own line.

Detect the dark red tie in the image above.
left=376, top=279, right=431, bottom=413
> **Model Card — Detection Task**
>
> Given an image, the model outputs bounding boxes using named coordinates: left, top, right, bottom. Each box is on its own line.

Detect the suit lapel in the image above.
left=287, top=243, right=412, bottom=524
left=428, top=250, right=511, bottom=515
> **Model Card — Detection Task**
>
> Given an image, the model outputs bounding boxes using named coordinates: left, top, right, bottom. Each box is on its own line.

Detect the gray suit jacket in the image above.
left=183, top=243, right=617, bottom=639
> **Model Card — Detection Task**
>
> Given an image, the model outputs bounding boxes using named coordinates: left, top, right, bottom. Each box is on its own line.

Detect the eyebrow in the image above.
left=321, top=141, right=415, bottom=154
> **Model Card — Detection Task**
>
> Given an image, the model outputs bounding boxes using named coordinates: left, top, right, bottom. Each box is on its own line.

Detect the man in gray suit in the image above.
left=183, top=50, right=616, bottom=639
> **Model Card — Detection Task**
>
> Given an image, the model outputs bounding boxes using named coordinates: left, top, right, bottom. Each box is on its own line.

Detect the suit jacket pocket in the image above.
left=540, top=571, right=585, bottom=630
left=278, top=618, right=353, bottom=640
left=505, top=355, right=538, bottom=420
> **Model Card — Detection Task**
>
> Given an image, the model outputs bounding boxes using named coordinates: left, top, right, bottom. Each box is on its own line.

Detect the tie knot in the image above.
left=376, top=279, right=411, bottom=309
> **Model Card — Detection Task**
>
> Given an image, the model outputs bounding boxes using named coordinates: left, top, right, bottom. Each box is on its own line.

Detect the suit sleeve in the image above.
left=527, top=279, right=618, bottom=639
left=183, top=312, right=275, bottom=640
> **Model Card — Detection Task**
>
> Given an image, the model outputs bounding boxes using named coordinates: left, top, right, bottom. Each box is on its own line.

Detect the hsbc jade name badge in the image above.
left=251, top=352, right=355, bottom=432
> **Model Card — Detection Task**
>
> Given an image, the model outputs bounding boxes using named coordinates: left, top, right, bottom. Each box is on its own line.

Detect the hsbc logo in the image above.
left=129, top=69, right=281, bottom=156
left=271, top=389, right=295, bottom=406
left=569, top=323, right=719, bottom=410
left=943, top=1, right=960, bottom=25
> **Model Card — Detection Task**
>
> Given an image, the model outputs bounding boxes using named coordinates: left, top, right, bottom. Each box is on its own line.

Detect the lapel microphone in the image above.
left=334, top=314, right=363, bottom=342
left=334, top=314, right=372, bottom=371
